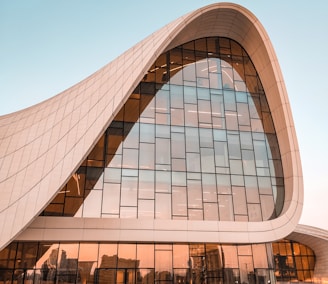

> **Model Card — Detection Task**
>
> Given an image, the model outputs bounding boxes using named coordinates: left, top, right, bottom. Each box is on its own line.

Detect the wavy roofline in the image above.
left=0, top=2, right=303, bottom=250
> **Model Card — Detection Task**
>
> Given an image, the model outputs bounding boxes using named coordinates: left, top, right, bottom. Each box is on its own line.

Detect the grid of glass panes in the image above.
left=272, top=240, right=315, bottom=282
left=41, top=37, right=284, bottom=221
left=0, top=241, right=277, bottom=284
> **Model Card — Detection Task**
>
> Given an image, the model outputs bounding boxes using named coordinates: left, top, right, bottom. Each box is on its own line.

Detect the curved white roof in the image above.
left=0, top=3, right=303, bottom=250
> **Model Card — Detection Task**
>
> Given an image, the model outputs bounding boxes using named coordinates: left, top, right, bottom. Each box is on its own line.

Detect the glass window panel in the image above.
left=225, top=111, right=239, bottom=130
left=137, top=244, right=154, bottom=268
left=183, top=62, right=196, bottom=82
left=121, top=177, right=138, bottom=206
left=173, top=245, right=189, bottom=269
left=184, top=104, right=198, bottom=127
left=201, top=148, right=215, bottom=173
left=247, top=203, right=262, bottom=221
left=248, top=94, right=260, bottom=117
left=195, top=59, right=209, bottom=78
left=139, top=143, right=154, bottom=170
left=139, top=170, right=154, bottom=199
left=17, top=243, right=38, bottom=269
left=82, top=190, right=102, bottom=217
left=118, top=244, right=136, bottom=268
left=211, top=93, right=224, bottom=120
left=107, top=153, right=122, bottom=168
left=237, top=103, right=250, bottom=126
left=57, top=243, right=79, bottom=272
left=156, top=193, right=171, bottom=219
left=102, top=183, right=121, bottom=214
left=186, top=153, right=200, bottom=172
left=258, top=177, right=272, bottom=195
left=156, top=90, right=170, bottom=113
left=156, top=124, right=170, bottom=138
left=221, top=245, right=238, bottom=268
left=251, top=118, right=264, bottom=132
left=140, top=123, right=155, bottom=143
left=171, top=133, right=185, bottom=159
left=209, top=72, right=222, bottom=89
left=188, top=209, right=203, bottom=220
left=227, top=134, right=241, bottom=159
left=170, top=67, right=183, bottom=85
left=216, top=174, right=231, bottom=194
left=223, top=90, right=236, bottom=111
left=263, top=112, right=275, bottom=134
left=172, top=186, right=187, bottom=216
left=172, top=158, right=186, bottom=171
left=230, top=159, right=243, bottom=175
left=240, top=131, right=253, bottom=150
left=98, top=244, right=117, bottom=268
left=218, top=194, right=234, bottom=221
left=138, top=199, right=154, bottom=219
left=204, top=203, right=218, bottom=220
left=197, top=77, right=210, bottom=88
left=197, top=87, right=210, bottom=100
left=122, top=148, right=138, bottom=169
left=187, top=180, right=203, bottom=209
left=198, top=100, right=212, bottom=124
left=213, top=130, right=226, bottom=143
left=156, top=171, right=171, bottom=193
left=260, top=195, right=274, bottom=220
left=155, top=250, right=172, bottom=279
left=202, top=173, right=217, bottom=202
left=245, top=176, right=259, bottom=203
left=120, top=206, right=137, bottom=218
left=156, top=112, right=170, bottom=125
left=214, top=142, right=229, bottom=168
left=231, top=175, right=244, bottom=186
left=199, top=128, right=213, bottom=148
left=123, top=123, right=139, bottom=149
left=232, top=187, right=247, bottom=215
left=234, top=78, right=246, bottom=92
left=238, top=255, right=253, bottom=283
left=172, top=171, right=186, bottom=186
left=254, top=140, right=269, bottom=167
left=171, top=108, right=184, bottom=126
left=104, top=167, right=121, bottom=183
left=140, top=95, right=155, bottom=121
left=184, top=86, right=197, bottom=104
left=185, top=127, right=199, bottom=152
left=124, top=98, right=140, bottom=122
left=207, top=58, right=220, bottom=72
left=170, top=85, right=184, bottom=108
left=156, top=138, right=171, bottom=165
left=64, top=197, right=83, bottom=216
left=242, top=149, right=256, bottom=176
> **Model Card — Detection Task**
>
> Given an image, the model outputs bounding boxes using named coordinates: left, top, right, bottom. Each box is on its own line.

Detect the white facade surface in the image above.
left=0, top=3, right=303, bottom=250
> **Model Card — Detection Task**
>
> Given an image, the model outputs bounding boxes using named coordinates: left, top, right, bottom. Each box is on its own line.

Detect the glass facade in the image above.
left=273, top=240, right=315, bottom=282
left=0, top=240, right=315, bottom=284
left=41, top=37, right=284, bottom=221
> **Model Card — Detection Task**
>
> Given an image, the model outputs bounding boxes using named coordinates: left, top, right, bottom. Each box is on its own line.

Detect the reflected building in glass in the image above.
left=0, top=3, right=327, bottom=284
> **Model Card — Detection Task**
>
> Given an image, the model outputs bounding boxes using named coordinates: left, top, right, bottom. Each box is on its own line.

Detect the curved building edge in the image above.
left=0, top=2, right=303, bottom=250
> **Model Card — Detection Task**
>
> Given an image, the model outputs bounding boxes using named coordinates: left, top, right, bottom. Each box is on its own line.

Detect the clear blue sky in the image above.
left=1, top=1, right=327, bottom=230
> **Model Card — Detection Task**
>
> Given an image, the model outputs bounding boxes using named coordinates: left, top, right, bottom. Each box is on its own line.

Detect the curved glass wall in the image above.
left=42, top=37, right=284, bottom=221
left=0, top=240, right=315, bottom=284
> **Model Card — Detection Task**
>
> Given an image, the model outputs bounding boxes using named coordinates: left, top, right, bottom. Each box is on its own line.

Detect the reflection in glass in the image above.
left=41, top=37, right=285, bottom=223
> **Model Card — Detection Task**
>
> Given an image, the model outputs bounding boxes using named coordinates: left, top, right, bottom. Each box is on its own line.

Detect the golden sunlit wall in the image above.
left=273, top=240, right=315, bottom=282
left=0, top=240, right=315, bottom=283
